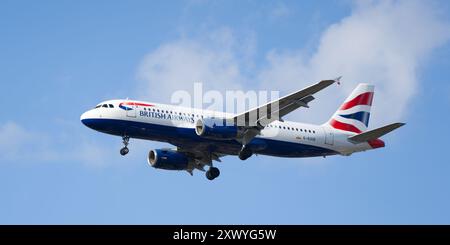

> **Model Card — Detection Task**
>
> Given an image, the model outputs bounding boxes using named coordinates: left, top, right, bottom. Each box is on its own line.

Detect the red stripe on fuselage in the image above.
left=329, top=119, right=362, bottom=133
left=340, top=92, right=374, bottom=110
left=121, top=102, right=154, bottom=107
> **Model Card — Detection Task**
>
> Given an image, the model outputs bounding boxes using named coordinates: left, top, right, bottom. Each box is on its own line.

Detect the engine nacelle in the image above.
left=195, top=118, right=238, bottom=140
left=147, top=149, right=189, bottom=170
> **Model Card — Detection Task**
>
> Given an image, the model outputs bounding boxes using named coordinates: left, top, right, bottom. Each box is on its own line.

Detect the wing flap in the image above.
left=254, top=95, right=315, bottom=127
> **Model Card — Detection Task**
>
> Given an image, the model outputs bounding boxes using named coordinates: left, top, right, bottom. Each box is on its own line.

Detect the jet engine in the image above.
left=147, top=149, right=189, bottom=170
left=195, top=118, right=238, bottom=140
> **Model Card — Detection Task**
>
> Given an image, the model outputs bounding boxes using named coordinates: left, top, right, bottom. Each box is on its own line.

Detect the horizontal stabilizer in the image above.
left=348, top=122, right=405, bottom=143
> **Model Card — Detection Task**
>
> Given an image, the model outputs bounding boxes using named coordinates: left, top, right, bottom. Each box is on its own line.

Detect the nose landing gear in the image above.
left=120, top=136, right=130, bottom=156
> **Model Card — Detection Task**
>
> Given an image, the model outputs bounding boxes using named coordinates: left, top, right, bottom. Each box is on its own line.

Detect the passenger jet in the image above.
left=80, top=78, right=404, bottom=180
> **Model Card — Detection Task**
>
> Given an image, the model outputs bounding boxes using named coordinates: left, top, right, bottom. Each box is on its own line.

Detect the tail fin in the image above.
left=327, top=83, right=374, bottom=134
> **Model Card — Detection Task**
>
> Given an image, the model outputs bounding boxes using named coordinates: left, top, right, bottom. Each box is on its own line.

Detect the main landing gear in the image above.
left=238, top=145, right=253, bottom=160
left=206, top=166, right=220, bottom=180
left=120, top=136, right=130, bottom=156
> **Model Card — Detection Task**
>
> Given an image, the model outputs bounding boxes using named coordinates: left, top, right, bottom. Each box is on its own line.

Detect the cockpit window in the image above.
left=94, top=103, right=114, bottom=109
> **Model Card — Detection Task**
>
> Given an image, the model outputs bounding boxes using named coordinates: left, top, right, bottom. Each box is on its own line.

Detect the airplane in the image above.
left=80, top=78, right=405, bottom=180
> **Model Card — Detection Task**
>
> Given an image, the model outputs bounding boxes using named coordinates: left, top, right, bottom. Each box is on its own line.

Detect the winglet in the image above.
left=334, top=76, right=342, bottom=85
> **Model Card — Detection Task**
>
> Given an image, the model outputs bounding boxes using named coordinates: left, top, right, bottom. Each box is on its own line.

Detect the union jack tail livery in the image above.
left=328, top=84, right=374, bottom=134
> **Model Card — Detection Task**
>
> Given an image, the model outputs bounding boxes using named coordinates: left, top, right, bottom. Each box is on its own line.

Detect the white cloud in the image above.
left=0, top=122, right=32, bottom=159
left=136, top=27, right=252, bottom=106
left=137, top=0, right=449, bottom=128
left=0, top=121, right=64, bottom=162
left=73, top=136, right=163, bottom=168
left=259, top=0, right=450, bottom=125
left=4, top=1, right=448, bottom=167
left=0, top=121, right=121, bottom=167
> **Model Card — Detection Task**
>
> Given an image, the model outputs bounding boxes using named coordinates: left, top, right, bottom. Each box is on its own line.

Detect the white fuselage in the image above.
left=80, top=99, right=377, bottom=158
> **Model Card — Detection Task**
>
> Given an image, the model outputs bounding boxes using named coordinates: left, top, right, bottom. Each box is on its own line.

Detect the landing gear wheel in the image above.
left=210, top=167, right=220, bottom=178
left=206, top=167, right=220, bottom=180
left=120, top=147, right=129, bottom=156
left=120, top=136, right=130, bottom=156
left=238, top=146, right=253, bottom=160
left=206, top=171, right=214, bottom=180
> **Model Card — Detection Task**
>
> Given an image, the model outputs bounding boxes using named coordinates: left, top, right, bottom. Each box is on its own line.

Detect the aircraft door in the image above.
left=126, top=102, right=136, bottom=118
left=324, top=127, right=334, bottom=145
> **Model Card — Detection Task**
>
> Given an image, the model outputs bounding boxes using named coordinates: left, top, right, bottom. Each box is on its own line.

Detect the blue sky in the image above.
left=1, top=0, right=450, bottom=224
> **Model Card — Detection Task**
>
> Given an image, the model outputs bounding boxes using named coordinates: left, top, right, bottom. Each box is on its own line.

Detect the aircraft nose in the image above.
left=80, top=110, right=96, bottom=129
left=80, top=111, right=89, bottom=124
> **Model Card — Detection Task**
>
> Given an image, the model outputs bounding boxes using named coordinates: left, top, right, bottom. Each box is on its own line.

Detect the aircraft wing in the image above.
left=168, top=141, right=225, bottom=175
left=233, top=77, right=341, bottom=144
